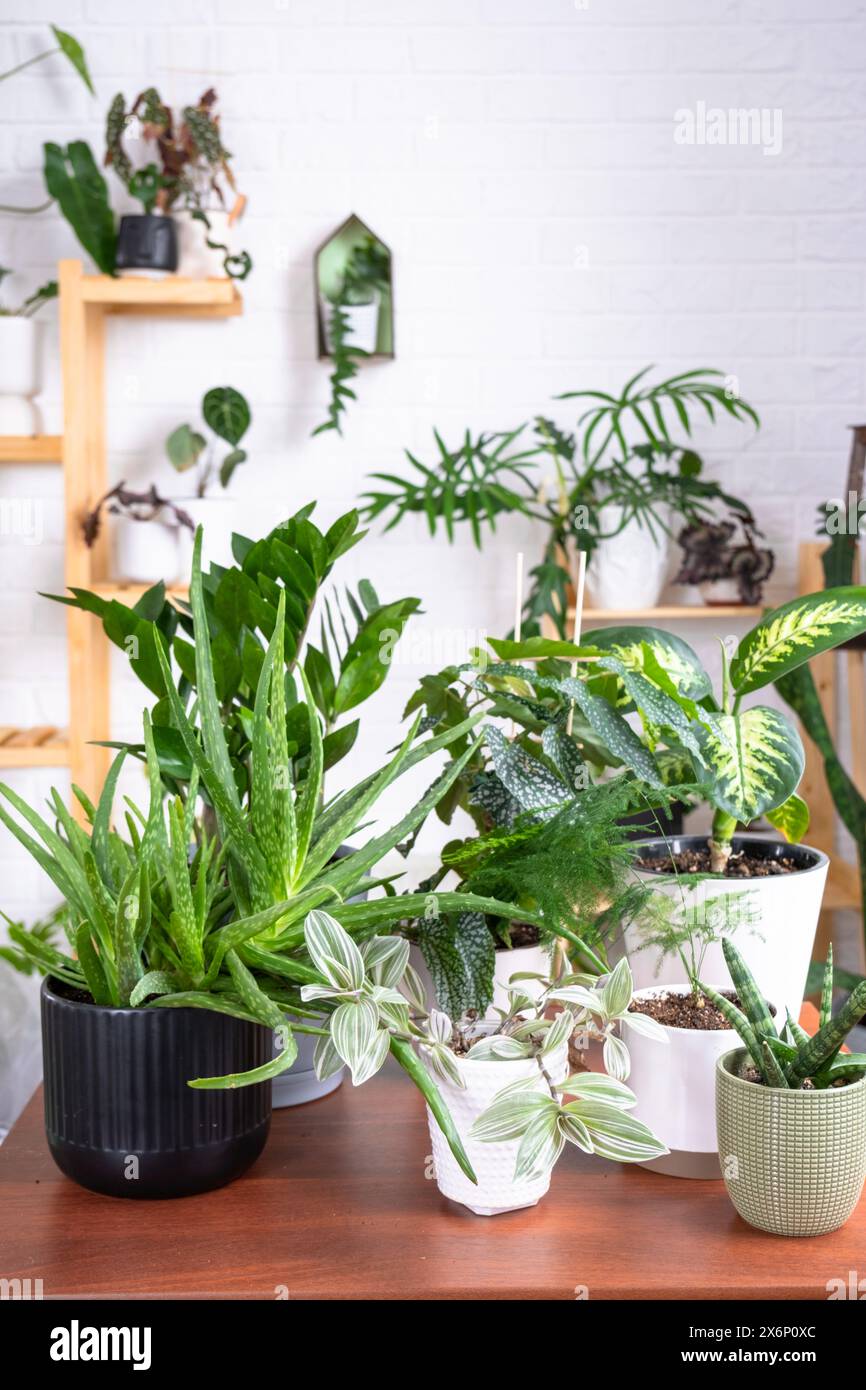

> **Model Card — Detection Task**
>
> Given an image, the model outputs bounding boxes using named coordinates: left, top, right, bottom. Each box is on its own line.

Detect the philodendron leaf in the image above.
left=694, top=706, right=804, bottom=823
left=166, top=423, right=206, bottom=472
left=219, top=448, right=247, bottom=488
left=52, top=26, right=95, bottom=94
left=731, top=587, right=866, bottom=697
left=765, top=791, right=810, bottom=843
left=202, top=387, right=251, bottom=446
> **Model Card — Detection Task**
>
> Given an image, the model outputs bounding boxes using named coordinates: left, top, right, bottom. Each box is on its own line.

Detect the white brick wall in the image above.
left=1, top=0, right=865, bottom=924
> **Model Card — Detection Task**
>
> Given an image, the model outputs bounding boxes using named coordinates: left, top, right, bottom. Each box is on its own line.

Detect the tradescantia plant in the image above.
left=483, top=584, right=866, bottom=872
left=701, top=939, right=866, bottom=1090
left=299, top=913, right=667, bottom=1179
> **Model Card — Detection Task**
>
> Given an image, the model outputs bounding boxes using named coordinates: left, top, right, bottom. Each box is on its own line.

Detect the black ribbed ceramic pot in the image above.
left=41, top=979, right=272, bottom=1199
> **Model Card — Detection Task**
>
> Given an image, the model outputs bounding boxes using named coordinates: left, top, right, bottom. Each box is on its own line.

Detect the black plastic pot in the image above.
left=41, top=979, right=271, bottom=1199
left=115, top=213, right=178, bottom=273
left=619, top=800, right=685, bottom=842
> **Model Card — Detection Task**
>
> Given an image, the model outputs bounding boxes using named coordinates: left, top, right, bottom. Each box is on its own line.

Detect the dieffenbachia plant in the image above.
left=483, top=585, right=866, bottom=871
left=701, top=939, right=866, bottom=1089
left=49, top=505, right=420, bottom=796
left=299, top=914, right=667, bottom=1181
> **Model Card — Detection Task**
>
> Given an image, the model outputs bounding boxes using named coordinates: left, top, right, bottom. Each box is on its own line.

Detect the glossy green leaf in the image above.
left=731, top=587, right=866, bottom=696
left=694, top=705, right=804, bottom=822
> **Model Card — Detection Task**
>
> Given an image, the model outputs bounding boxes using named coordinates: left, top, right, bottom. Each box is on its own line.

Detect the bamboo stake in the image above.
left=510, top=551, right=524, bottom=738
left=566, top=550, right=587, bottom=737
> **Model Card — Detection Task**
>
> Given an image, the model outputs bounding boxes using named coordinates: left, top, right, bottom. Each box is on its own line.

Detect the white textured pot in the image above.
left=176, top=209, right=232, bottom=279
left=425, top=1039, right=569, bottom=1216
left=177, top=495, right=239, bottom=570
left=0, top=317, right=42, bottom=433
left=271, top=1016, right=345, bottom=1109
left=589, top=506, right=670, bottom=610
left=112, top=514, right=184, bottom=584
left=409, top=940, right=551, bottom=1022
left=321, top=293, right=380, bottom=354
left=624, top=834, right=828, bottom=1024
left=626, top=984, right=750, bottom=1178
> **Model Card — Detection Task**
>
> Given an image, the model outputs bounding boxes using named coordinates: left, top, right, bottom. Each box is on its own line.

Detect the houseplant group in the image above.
left=362, top=367, right=765, bottom=634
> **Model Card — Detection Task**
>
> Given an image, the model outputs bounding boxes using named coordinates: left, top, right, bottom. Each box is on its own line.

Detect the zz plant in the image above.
left=702, top=939, right=866, bottom=1089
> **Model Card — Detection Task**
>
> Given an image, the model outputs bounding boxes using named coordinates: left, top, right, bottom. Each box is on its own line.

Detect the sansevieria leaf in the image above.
left=694, top=706, right=804, bottom=823
left=731, top=587, right=866, bottom=697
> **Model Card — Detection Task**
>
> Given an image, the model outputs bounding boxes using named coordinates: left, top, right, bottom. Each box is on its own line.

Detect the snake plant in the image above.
left=480, top=583, right=866, bottom=871
left=700, top=939, right=866, bottom=1089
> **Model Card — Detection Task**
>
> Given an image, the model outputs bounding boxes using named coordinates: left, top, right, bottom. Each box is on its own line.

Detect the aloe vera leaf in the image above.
left=389, top=1035, right=478, bottom=1185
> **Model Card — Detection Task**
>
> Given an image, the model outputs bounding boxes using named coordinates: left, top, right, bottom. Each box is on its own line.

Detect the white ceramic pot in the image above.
left=425, top=1038, right=569, bottom=1215
left=271, top=1016, right=345, bottom=1109
left=408, top=940, right=551, bottom=1022
left=177, top=495, right=240, bottom=571
left=321, top=293, right=380, bottom=354
left=112, top=514, right=184, bottom=584
left=176, top=209, right=232, bottom=279
left=699, top=578, right=743, bottom=605
left=627, top=984, right=749, bottom=1178
left=589, top=506, right=670, bottom=610
left=0, top=318, right=42, bottom=433
left=623, top=834, right=828, bottom=1024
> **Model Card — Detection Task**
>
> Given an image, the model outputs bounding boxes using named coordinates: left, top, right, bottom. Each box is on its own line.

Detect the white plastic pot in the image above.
left=699, top=578, right=743, bottom=605
left=589, top=506, right=670, bottom=610
left=271, top=1016, right=345, bottom=1109
left=112, top=513, right=185, bottom=584
left=624, top=834, right=828, bottom=1024
left=321, top=293, right=380, bottom=354
left=425, top=1038, right=569, bottom=1215
left=626, top=984, right=752, bottom=1178
left=176, top=209, right=232, bottom=279
left=0, top=317, right=43, bottom=433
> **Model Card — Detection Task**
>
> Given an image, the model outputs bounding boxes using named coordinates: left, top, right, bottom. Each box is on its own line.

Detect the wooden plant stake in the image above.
left=566, top=550, right=587, bottom=737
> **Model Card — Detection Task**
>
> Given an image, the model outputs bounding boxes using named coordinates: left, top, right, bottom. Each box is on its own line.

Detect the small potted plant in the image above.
left=674, top=510, right=774, bottom=606
left=0, top=271, right=57, bottom=433
left=80, top=482, right=193, bottom=584
left=105, top=87, right=251, bottom=280
left=710, top=946, right=866, bottom=1236
left=314, top=236, right=391, bottom=436
left=165, top=385, right=251, bottom=568
left=624, top=893, right=772, bottom=1177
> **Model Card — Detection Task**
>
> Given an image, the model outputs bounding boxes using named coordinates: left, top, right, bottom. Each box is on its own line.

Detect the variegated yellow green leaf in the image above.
left=694, top=706, right=804, bottom=823
left=731, top=587, right=866, bottom=696
left=765, top=791, right=810, bottom=843
left=587, top=626, right=712, bottom=702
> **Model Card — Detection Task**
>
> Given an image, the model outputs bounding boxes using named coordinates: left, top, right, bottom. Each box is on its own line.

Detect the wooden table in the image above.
left=2, top=1013, right=863, bottom=1301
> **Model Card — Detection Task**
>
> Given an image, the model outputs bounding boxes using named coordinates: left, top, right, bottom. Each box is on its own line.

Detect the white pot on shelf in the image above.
left=588, top=506, right=670, bottom=611
left=0, top=318, right=43, bottom=434
left=175, top=209, right=232, bottom=279
left=112, top=513, right=185, bottom=585
left=626, top=984, right=748, bottom=1178
left=321, top=292, right=380, bottom=354
left=425, top=1038, right=568, bottom=1216
left=623, top=834, right=828, bottom=1024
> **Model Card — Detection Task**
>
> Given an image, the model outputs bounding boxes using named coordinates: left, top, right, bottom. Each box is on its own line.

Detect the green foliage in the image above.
left=314, top=236, right=391, bottom=437
left=700, top=939, right=866, bottom=1089
left=0, top=25, right=93, bottom=91
left=166, top=386, right=251, bottom=495
left=628, top=882, right=760, bottom=993
left=43, top=141, right=117, bottom=276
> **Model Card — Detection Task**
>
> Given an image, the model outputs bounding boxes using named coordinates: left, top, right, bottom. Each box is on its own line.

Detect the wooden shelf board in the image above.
left=577, top=605, right=764, bottom=621
left=0, top=435, right=62, bottom=463
left=0, top=726, right=69, bottom=767
left=81, top=274, right=241, bottom=318
left=91, top=582, right=189, bottom=604
left=824, top=857, right=861, bottom=912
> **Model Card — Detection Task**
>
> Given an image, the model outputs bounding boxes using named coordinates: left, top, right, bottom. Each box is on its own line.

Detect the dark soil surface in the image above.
left=50, top=978, right=96, bottom=1005
left=630, top=989, right=750, bottom=1031
left=637, top=846, right=800, bottom=878
left=496, top=921, right=542, bottom=950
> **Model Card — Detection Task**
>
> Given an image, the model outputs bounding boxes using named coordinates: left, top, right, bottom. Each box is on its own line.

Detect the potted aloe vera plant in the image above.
left=480, top=585, right=866, bottom=1021
left=709, top=942, right=866, bottom=1236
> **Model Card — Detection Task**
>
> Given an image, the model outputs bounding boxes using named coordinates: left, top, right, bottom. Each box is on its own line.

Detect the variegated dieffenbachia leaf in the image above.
left=586, top=626, right=712, bottom=703
left=765, top=791, right=810, bottom=843
left=484, top=724, right=572, bottom=816
left=731, top=587, right=866, bottom=697
left=694, top=706, right=804, bottom=823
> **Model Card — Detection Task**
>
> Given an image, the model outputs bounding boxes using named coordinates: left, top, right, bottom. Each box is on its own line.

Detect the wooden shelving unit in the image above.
left=0, top=260, right=242, bottom=804
left=578, top=604, right=763, bottom=622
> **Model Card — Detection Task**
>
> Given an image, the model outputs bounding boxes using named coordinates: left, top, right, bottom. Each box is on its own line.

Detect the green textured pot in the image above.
left=716, top=1049, right=866, bottom=1237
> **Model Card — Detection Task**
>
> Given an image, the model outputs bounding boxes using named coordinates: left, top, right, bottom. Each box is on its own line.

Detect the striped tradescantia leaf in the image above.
left=467, top=1034, right=532, bottom=1060
left=362, top=934, right=411, bottom=988
left=557, top=1073, right=637, bottom=1107
left=731, top=587, right=866, bottom=697
left=602, top=1031, right=630, bottom=1081
left=470, top=1087, right=555, bottom=1143
left=514, top=1108, right=565, bottom=1179
left=304, top=908, right=366, bottom=991
left=540, top=1009, right=574, bottom=1056
left=330, top=997, right=381, bottom=1081
left=694, top=706, right=804, bottom=823
left=564, top=1100, right=668, bottom=1162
